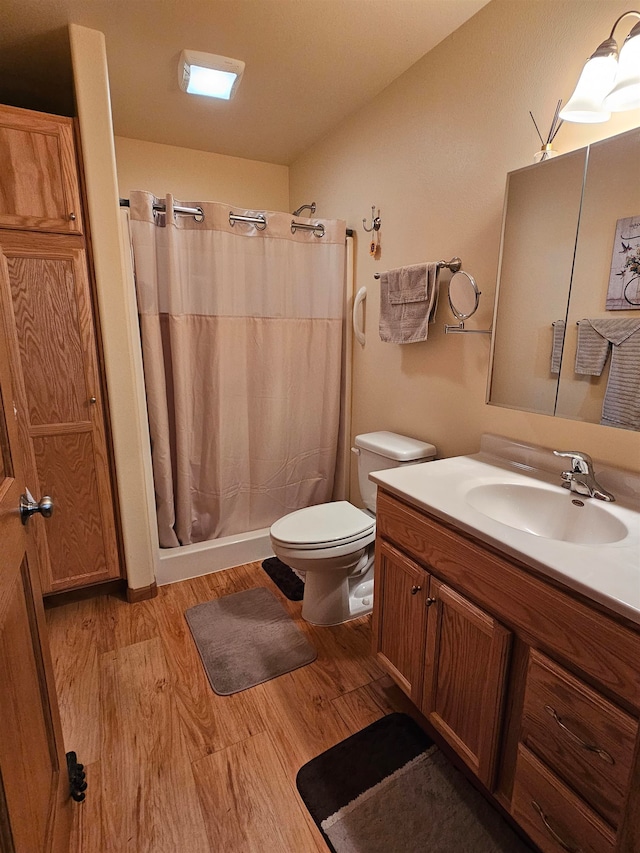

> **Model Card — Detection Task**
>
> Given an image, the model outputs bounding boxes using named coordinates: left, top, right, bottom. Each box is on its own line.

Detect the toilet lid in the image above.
left=270, top=501, right=375, bottom=547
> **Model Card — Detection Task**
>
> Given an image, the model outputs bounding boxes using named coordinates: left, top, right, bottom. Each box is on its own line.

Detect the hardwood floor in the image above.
left=45, top=560, right=417, bottom=852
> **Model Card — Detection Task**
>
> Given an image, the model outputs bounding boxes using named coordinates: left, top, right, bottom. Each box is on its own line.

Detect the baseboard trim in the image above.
left=126, top=581, right=158, bottom=603
left=44, top=578, right=126, bottom=608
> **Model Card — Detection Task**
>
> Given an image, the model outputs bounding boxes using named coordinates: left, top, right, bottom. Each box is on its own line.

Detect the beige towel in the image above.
left=550, top=320, right=565, bottom=374
left=575, top=318, right=640, bottom=430
left=379, top=263, right=439, bottom=344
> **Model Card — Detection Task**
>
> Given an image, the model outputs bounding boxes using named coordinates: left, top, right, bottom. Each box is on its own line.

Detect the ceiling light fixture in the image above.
left=560, top=10, right=640, bottom=123
left=178, top=50, right=245, bottom=100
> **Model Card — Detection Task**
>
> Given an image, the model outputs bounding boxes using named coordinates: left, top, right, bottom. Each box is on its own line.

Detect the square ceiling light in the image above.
left=178, top=50, right=245, bottom=100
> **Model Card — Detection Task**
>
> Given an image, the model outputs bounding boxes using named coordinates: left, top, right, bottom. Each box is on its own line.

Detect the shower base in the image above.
left=157, top=527, right=273, bottom=586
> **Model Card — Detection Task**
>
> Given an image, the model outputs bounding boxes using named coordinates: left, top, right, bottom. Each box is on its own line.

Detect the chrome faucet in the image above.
left=553, top=451, right=615, bottom=502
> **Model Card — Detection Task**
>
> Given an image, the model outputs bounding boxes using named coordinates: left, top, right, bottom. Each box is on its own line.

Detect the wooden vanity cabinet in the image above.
left=373, top=488, right=640, bottom=853
left=422, top=577, right=511, bottom=789
left=372, top=539, right=512, bottom=789
left=0, top=104, right=121, bottom=594
left=372, top=541, right=428, bottom=703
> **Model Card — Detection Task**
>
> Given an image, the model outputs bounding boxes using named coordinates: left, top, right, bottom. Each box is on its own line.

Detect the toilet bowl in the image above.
left=269, top=432, right=436, bottom=626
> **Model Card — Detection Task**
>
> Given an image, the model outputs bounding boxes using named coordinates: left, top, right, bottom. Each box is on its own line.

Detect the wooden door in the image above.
left=0, top=105, right=83, bottom=235
left=372, top=540, right=428, bottom=704
left=0, top=231, right=120, bottom=593
left=421, top=578, right=511, bottom=789
left=0, top=287, right=72, bottom=852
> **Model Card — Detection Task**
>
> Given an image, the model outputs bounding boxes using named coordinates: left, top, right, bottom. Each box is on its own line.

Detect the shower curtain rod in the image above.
left=119, top=198, right=353, bottom=237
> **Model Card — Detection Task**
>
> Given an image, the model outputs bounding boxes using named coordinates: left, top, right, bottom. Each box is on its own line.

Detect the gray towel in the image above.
left=575, top=318, right=640, bottom=430
left=550, top=320, right=565, bottom=374
left=379, top=263, right=439, bottom=344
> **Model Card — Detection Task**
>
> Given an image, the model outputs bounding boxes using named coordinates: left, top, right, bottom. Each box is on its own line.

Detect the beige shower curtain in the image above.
left=129, top=192, right=346, bottom=548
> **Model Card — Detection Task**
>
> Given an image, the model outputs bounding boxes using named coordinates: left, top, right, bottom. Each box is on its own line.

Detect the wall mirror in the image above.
left=488, top=127, right=640, bottom=431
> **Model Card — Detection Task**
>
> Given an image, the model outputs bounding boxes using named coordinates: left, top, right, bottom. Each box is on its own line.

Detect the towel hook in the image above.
left=362, top=206, right=381, bottom=233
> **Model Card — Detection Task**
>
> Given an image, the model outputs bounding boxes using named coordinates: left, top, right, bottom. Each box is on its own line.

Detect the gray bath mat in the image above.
left=297, top=713, right=533, bottom=853
left=185, top=587, right=317, bottom=695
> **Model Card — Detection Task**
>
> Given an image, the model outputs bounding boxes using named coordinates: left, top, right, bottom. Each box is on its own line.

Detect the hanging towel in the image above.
left=550, top=320, right=566, bottom=374
left=379, top=263, right=439, bottom=344
left=575, top=318, right=640, bottom=430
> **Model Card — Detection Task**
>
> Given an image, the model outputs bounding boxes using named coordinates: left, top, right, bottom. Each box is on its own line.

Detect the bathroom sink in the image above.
left=465, top=483, right=628, bottom=545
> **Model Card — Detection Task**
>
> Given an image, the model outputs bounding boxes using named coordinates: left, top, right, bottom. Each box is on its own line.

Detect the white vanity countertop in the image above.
left=370, top=452, right=640, bottom=626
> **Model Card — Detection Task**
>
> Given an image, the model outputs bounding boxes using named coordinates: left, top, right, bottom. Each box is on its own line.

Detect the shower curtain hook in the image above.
left=362, top=206, right=381, bottom=233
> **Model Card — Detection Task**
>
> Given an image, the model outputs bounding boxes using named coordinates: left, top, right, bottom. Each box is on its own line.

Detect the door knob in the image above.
left=20, top=489, right=54, bottom=525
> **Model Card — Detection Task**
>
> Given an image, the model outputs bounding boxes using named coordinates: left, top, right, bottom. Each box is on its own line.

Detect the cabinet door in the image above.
left=0, top=281, right=72, bottom=852
left=372, top=541, right=428, bottom=703
left=0, top=231, right=120, bottom=592
left=0, top=104, right=83, bottom=235
left=422, top=578, right=511, bottom=789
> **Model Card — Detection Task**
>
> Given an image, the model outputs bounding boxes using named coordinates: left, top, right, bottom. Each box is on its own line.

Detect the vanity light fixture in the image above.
left=178, top=50, right=245, bottom=100
left=560, top=10, right=640, bottom=123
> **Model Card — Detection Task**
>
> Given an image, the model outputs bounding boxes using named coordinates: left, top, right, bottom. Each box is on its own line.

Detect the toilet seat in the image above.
left=270, top=501, right=375, bottom=550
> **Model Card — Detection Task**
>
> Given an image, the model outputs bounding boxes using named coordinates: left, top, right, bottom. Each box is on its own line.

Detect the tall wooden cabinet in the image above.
left=0, top=103, right=121, bottom=594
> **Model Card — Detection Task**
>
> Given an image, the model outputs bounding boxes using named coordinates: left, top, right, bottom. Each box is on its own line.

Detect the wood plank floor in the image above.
left=45, top=561, right=418, bottom=852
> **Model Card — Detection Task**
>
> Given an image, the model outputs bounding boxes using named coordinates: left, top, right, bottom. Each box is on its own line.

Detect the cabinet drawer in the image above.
left=521, top=649, right=637, bottom=828
left=512, top=745, right=616, bottom=853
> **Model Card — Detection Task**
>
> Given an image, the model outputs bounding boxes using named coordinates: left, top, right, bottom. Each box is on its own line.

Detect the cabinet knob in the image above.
left=69, top=212, right=77, bottom=221
left=89, top=396, right=97, bottom=404
left=425, top=597, right=436, bottom=607
left=410, top=585, right=422, bottom=595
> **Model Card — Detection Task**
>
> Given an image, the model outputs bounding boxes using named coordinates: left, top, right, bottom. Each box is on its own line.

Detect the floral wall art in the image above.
left=607, top=216, right=640, bottom=309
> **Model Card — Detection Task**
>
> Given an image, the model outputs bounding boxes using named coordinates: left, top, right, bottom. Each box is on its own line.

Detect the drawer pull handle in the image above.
left=532, top=801, right=582, bottom=853
left=544, top=705, right=615, bottom=765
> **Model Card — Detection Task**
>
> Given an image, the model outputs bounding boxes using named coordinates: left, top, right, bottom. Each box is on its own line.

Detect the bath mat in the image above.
left=296, top=713, right=533, bottom=853
left=261, top=556, right=304, bottom=601
left=185, top=587, right=316, bottom=695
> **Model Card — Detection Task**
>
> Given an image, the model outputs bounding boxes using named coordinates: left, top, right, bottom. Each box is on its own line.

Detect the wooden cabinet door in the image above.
left=372, top=540, right=428, bottom=703
left=0, top=105, right=83, bottom=235
left=0, top=285, right=72, bottom=852
left=0, top=231, right=120, bottom=593
left=422, top=578, right=511, bottom=789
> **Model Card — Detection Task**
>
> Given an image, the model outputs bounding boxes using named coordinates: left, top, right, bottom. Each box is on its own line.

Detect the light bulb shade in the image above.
left=603, top=21, right=640, bottom=111
left=559, top=39, right=618, bottom=123
left=178, top=50, right=244, bottom=100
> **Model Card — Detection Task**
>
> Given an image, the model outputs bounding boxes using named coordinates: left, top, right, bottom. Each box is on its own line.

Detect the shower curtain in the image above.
left=129, top=191, right=346, bottom=548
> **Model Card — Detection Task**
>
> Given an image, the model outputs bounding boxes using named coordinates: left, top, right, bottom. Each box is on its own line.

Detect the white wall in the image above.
left=290, top=0, right=640, bottom=490
left=69, top=24, right=158, bottom=591
left=115, top=136, right=289, bottom=211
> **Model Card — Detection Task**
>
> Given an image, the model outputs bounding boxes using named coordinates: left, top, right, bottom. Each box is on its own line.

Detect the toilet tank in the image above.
left=353, top=431, right=437, bottom=513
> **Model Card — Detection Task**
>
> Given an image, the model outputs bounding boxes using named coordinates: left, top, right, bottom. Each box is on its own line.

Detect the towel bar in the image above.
left=373, top=257, right=462, bottom=279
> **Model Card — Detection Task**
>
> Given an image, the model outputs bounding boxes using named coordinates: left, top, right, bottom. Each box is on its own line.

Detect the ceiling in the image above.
left=0, top=0, right=489, bottom=165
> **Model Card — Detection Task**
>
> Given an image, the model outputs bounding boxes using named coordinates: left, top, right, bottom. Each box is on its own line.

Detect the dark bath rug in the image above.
left=185, top=587, right=316, bottom=695
left=296, top=713, right=533, bottom=853
left=262, top=556, right=305, bottom=601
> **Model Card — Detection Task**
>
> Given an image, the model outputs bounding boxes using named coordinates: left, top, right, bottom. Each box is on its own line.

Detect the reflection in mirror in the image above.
left=488, top=148, right=588, bottom=415
left=448, top=271, right=480, bottom=320
left=488, top=127, right=640, bottom=431
left=556, top=129, right=640, bottom=431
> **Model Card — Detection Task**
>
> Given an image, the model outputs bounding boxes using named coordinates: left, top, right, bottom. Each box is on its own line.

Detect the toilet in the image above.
left=269, top=432, right=436, bottom=625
